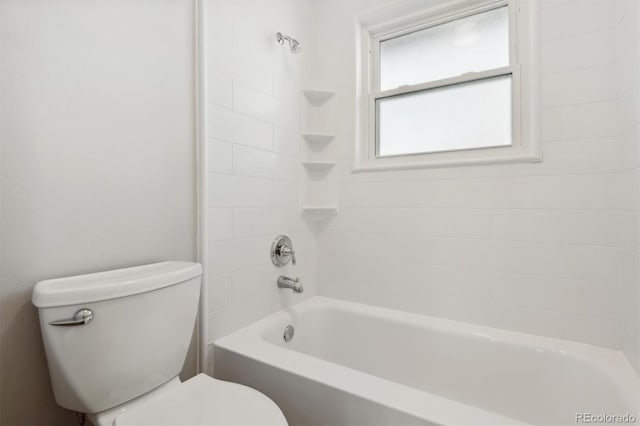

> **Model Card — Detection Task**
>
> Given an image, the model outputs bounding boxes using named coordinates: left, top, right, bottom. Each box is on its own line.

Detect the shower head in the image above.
left=289, top=38, right=302, bottom=54
left=276, top=32, right=302, bottom=54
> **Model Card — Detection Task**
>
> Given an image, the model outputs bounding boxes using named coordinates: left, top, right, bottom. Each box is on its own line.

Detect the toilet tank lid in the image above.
left=32, top=261, right=202, bottom=308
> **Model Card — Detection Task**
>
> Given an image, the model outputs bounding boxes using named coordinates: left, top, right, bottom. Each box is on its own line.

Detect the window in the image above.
left=355, top=0, right=539, bottom=170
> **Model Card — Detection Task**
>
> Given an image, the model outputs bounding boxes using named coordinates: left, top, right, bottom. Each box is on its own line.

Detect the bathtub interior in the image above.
left=254, top=299, right=639, bottom=425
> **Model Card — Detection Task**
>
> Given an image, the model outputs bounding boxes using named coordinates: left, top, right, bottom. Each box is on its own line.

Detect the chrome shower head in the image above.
left=276, top=32, right=302, bottom=54
left=289, top=38, right=302, bottom=54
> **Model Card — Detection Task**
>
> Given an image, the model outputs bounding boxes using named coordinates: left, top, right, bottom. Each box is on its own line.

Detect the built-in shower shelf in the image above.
left=302, top=161, right=336, bottom=171
left=300, top=87, right=338, bottom=220
left=302, top=206, right=338, bottom=217
left=302, top=133, right=335, bottom=144
left=302, top=89, right=335, bottom=104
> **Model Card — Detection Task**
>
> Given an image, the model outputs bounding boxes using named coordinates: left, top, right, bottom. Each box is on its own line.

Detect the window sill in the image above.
left=352, top=149, right=542, bottom=172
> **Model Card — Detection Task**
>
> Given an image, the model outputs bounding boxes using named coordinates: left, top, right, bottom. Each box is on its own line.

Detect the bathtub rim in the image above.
left=214, top=296, right=639, bottom=425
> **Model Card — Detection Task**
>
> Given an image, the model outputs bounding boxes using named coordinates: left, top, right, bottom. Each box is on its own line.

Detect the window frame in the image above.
left=354, top=0, right=540, bottom=171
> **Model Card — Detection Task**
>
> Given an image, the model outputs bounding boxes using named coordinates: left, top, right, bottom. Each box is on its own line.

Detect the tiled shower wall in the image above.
left=205, top=0, right=639, bottom=373
left=616, top=0, right=640, bottom=373
left=204, top=0, right=318, bottom=371
left=314, top=0, right=639, bottom=363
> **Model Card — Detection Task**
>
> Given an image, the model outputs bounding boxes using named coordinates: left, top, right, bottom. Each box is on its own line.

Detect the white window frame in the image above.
left=354, top=0, right=540, bottom=171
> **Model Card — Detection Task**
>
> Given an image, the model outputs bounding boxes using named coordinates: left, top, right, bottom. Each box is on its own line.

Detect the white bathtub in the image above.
left=214, top=297, right=639, bottom=426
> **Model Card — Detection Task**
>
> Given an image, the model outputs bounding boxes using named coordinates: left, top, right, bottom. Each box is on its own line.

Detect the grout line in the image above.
left=539, top=22, right=617, bottom=44
left=336, top=168, right=639, bottom=183
left=321, top=229, right=625, bottom=249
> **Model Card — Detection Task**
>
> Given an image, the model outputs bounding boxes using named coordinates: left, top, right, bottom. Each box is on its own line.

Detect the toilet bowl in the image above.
left=32, top=262, right=287, bottom=425
left=94, top=374, right=286, bottom=426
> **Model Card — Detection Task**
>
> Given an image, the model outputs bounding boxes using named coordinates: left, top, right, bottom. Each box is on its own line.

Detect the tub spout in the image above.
left=277, top=275, right=303, bottom=293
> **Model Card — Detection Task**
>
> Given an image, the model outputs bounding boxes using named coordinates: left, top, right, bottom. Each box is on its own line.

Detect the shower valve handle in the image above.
left=271, top=235, right=297, bottom=267
left=280, top=246, right=296, bottom=265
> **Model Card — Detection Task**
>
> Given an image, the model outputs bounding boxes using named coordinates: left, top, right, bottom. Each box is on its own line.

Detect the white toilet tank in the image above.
left=32, top=262, right=202, bottom=415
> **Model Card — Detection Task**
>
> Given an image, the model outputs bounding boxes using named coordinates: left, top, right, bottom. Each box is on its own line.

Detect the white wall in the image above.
left=0, top=1, right=196, bottom=424
left=204, top=0, right=318, bottom=372
left=314, top=0, right=638, bottom=354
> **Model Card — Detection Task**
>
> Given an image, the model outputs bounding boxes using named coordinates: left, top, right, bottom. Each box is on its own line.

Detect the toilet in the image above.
left=32, top=262, right=287, bottom=426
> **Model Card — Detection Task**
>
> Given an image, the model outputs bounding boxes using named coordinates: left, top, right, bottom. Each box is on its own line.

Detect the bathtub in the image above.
left=214, top=297, right=639, bottom=425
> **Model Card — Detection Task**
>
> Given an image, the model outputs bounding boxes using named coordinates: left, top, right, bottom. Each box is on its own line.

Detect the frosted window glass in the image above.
left=376, top=75, right=512, bottom=156
left=380, top=7, right=509, bottom=91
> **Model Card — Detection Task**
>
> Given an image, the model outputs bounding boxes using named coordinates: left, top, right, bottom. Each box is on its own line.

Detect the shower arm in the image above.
left=276, top=32, right=290, bottom=45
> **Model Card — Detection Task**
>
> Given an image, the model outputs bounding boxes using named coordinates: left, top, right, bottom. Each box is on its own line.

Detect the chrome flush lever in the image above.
left=49, top=309, right=94, bottom=326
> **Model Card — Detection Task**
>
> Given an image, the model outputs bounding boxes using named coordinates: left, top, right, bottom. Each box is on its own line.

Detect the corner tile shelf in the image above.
left=302, top=133, right=335, bottom=144
left=300, top=88, right=338, bottom=219
left=302, top=206, right=338, bottom=220
left=302, top=89, right=335, bottom=104
left=302, top=161, right=336, bottom=171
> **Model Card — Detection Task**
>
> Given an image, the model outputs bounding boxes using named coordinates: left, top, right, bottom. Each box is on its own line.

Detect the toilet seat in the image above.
left=113, top=374, right=287, bottom=426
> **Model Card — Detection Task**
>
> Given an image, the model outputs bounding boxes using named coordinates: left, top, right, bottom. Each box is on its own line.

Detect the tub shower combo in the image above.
left=213, top=235, right=639, bottom=426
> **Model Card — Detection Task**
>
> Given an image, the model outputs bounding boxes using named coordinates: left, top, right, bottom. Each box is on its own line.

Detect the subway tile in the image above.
left=538, top=0, right=564, bottom=11
left=321, top=277, right=431, bottom=315
left=207, top=310, right=234, bottom=343
left=208, top=71, right=233, bottom=109
left=565, top=281, right=624, bottom=321
left=230, top=2, right=279, bottom=79
left=232, top=208, right=305, bottom=239
left=429, top=176, right=565, bottom=209
left=560, top=173, right=627, bottom=210
left=207, top=139, right=233, bottom=175
left=207, top=105, right=234, bottom=143
left=616, top=81, right=640, bottom=133
left=486, top=304, right=565, bottom=339
left=340, top=181, right=433, bottom=207
left=614, top=47, right=639, bottom=96
left=273, top=67, right=301, bottom=104
left=490, top=272, right=622, bottom=320
left=428, top=265, right=493, bottom=301
left=541, top=64, right=617, bottom=108
left=208, top=174, right=273, bottom=208
left=207, top=274, right=232, bottom=312
left=489, top=209, right=622, bottom=246
left=208, top=240, right=235, bottom=277
left=429, top=295, right=494, bottom=326
left=541, top=108, right=565, bottom=141
left=233, top=81, right=282, bottom=125
left=231, top=236, right=276, bottom=271
left=616, top=124, right=639, bottom=170
left=562, top=314, right=623, bottom=349
left=541, top=138, right=620, bottom=175
left=231, top=56, right=274, bottom=96
left=207, top=105, right=273, bottom=151
left=320, top=255, right=402, bottom=289
left=233, top=145, right=297, bottom=181
left=274, top=126, right=300, bottom=158
left=330, top=208, right=491, bottom=239
left=207, top=208, right=233, bottom=242
left=272, top=180, right=299, bottom=207
left=232, top=266, right=273, bottom=303
left=205, top=0, right=233, bottom=76
left=490, top=272, right=573, bottom=313
left=541, top=29, right=616, bottom=74
left=563, top=101, right=617, bottom=140
left=491, top=240, right=618, bottom=283
left=540, top=0, right=617, bottom=41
